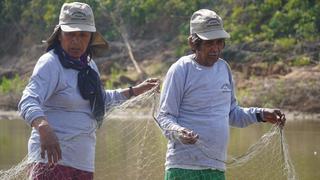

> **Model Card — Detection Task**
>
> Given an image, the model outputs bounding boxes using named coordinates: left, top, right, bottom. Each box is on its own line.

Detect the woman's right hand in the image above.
left=32, top=117, right=62, bottom=164
left=178, top=128, right=199, bottom=144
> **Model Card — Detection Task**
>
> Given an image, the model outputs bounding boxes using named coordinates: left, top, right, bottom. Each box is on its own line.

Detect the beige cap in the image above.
left=46, top=2, right=108, bottom=55
left=59, top=2, right=96, bottom=32
left=190, top=9, right=230, bottom=40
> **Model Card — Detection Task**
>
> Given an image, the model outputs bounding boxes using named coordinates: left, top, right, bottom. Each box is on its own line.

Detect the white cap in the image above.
left=190, top=9, right=230, bottom=40
left=46, top=2, right=109, bottom=56
left=59, top=2, right=96, bottom=32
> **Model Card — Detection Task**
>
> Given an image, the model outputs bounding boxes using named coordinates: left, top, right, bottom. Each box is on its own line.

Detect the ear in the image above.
left=58, top=32, right=62, bottom=42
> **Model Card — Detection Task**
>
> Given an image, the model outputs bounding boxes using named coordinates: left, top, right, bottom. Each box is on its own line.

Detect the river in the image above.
left=0, top=116, right=319, bottom=180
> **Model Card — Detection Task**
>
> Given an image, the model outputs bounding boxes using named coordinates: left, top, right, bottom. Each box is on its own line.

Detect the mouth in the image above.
left=67, top=48, right=83, bottom=58
left=70, top=48, right=81, bottom=52
left=208, top=52, right=219, bottom=57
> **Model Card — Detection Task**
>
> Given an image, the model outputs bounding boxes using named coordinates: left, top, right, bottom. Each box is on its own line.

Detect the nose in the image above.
left=71, top=35, right=81, bottom=44
left=209, top=43, right=220, bottom=51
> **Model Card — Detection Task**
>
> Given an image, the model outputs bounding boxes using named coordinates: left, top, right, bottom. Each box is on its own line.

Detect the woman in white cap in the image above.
left=18, top=2, right=158, bottom=179
left=156, top=9, right=285, bottom=180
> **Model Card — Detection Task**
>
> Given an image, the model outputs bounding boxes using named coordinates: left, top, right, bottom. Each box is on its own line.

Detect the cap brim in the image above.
left=196, top=30, right=230, bottom=40
left=91, top=31, right=109, bottom=57
left=91, top=31, right=108, bottom=49
left=60, top=24, right=96, bottom=32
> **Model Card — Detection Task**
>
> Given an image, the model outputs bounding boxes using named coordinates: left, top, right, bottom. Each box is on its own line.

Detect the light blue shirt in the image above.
left=18, top=50, right=127, bottom=172
left=157, top=54, right=262, bottom=171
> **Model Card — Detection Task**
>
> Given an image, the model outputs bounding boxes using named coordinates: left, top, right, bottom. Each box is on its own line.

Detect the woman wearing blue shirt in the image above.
left=157, top=9, right=285, bottom=180
left=18, top=2, right=158, bottom=179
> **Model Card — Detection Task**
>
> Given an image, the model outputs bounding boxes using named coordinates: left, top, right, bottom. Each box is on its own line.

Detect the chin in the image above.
left=69, top=53, right=82, bottom=59
left=209, top=58, right=219, bottom=62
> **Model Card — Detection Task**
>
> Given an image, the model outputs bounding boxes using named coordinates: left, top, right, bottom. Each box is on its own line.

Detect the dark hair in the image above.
left=189, top=33, right=203, bottom=52
left=46, top=28, right=61, bottom=52
left=46, top=28, right=94, bottom=61
left=189, top=34, right=226, bottom=53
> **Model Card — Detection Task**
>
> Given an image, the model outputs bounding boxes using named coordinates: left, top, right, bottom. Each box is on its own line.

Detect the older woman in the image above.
left=157, top=9, right=285, bottom=180
left=18, top=2, right=158, bottom=179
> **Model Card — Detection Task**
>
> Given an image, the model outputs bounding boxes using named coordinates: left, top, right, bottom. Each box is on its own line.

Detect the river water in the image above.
left=0, top=118, right=319, bottom=180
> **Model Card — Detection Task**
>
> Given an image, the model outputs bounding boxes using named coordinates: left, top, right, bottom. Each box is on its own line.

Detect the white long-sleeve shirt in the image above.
left=18, top=50, right=127, bottom=172
left=157, top=54, right=262, bottom=171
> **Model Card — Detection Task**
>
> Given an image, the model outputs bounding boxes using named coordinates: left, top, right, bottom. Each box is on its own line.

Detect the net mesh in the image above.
left=0, top=88, right=297, bottom=180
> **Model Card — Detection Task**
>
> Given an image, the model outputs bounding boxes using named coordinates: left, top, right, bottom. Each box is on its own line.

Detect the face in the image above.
left=59, top=31, right=92, bottom=59
left=195, top=38, right=225, bottom=66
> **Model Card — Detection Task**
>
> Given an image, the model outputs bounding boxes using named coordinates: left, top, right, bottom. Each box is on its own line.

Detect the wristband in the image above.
left=129, top=86, right=135, bottom=98
left=256, top=111, right=266, bottom=122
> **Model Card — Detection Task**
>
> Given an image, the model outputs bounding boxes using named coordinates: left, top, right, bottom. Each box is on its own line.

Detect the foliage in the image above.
left=291, top=56, right=311, bottom=66
left=0, top=74, right=26, bottom=94
left=0, top=0, right=319, bottom=58
left=274, top=38, right=296, bottom=51
left=225, top=0, right=320, bottom=42
left=104, top=67, right=125, bottom=89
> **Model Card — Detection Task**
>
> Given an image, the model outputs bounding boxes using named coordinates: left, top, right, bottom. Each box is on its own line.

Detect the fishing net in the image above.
left=0, top=88, right=297, bottom=180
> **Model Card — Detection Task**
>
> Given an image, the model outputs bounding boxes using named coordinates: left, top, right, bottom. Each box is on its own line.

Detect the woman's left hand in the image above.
left=262, top=108, right=286, bottom=128
left=132, top=78, right=160, bottom=96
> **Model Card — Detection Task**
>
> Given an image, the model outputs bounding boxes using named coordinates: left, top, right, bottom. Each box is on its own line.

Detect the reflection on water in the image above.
left=0, top=118, right=319, bottom=180
left=0, top=119, right=30, bottom=170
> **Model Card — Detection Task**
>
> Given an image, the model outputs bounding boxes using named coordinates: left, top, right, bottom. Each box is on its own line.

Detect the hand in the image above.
left=133, top=78, right=160, bottom=96
left=178, top=128, right=199, bottom=144
left=262, top=108, right=286, bottom=128
left=32, top=118, right=62, bottom=164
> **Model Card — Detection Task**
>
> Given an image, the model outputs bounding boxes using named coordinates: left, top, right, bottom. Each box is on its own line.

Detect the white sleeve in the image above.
left=157, top=63, right=185, bottom=140
left=18, top=54, right=60, bottom=125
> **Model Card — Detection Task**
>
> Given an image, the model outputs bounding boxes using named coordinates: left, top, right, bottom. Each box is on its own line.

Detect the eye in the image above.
left=64, top=32, right=73, bottom=37
left=80, top=32, right=91, bottom=38
left=217, top=39, right=224, bottom=44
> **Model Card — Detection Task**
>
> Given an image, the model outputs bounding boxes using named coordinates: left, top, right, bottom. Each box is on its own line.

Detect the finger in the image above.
left=56, top=145, right=62, bottom=160
left=274, top=109, right=282, bottom=119
left=189, top=139, right=197, bottom=144
left=180, top=137, right=195, bottom=144
left=53, top=145, right=61, bottom=163
left=181, top=133, right=198, bottom=141
left=41, top=146, right=46, bottom=159
left=149, top=82, right=159, bottom=87
left=181, top=134, right=192, bottom=140
left=180, top=129, right=189, bottom=135
left=188, top=136, right=199, bottom=144
left=47, top=149, right=54, bottom=164
left=181, top=129, right=198, bottom=138
left=280, top=114, right=286, bottom=126
left=180, top=134, right=193, bottom=141
left=52, top=149, right=58, bottom=164
left=147, top=78, right=159, bottom=82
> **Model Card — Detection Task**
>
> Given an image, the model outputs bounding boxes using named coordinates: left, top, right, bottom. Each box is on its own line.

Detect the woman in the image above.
left=18, top=2, right=158, bottom=179
left=157, top=9, right=285, bottom=180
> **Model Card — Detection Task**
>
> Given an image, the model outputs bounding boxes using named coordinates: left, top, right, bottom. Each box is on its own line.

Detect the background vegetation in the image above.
left=0, top=0, right=319, bottom=112
left=1, top=0, right=319, bottom=54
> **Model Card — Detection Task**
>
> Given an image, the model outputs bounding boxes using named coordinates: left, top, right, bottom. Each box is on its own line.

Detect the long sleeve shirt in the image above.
left=18, top=50, right=127, bottom=172
left=157, top=54, right=262, bottom=171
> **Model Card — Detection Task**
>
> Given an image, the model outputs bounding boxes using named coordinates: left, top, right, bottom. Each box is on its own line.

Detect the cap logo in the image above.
left=206, top=18, right=220, bottom=28
left=71, top=11, right=87, bottom=20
